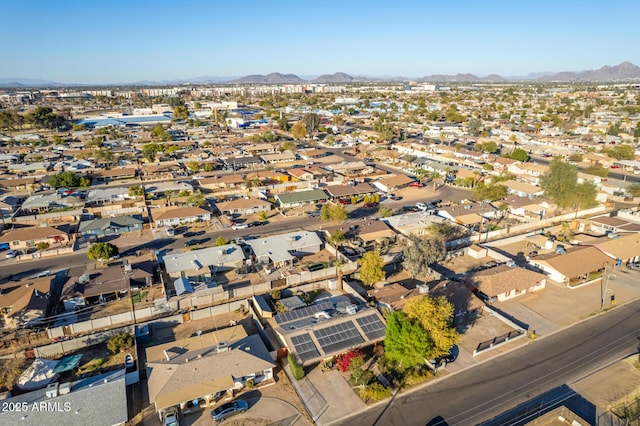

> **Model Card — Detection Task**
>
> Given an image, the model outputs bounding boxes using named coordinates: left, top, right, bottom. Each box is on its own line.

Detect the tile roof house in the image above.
left=0, top=226, right=70, bottom=250
left=528, top=246, right=612, bottom=284
left=0, top=275, right=53, bottom=328
left=372, top=174, right=415, bottom=193
left=498, top=179, right=544, bottom=198
left=146, top=326, right=274, bottom=415
left=152, top=206, right=211, bottom=227
left=466, top=265, right=547, bottom=302
left=0, top=369, right=128, bottom=426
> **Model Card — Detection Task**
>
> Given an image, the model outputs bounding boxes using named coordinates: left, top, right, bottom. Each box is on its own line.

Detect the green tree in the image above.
left=150, top=124, right=172, bottom=141
left=302, top=113, right=320, bottom=136
left=128, top=186, right=145, bottom=198
left=384, top=311, right=433, bottom=368
left=379, top=206, right=393, bottom=218
left=277, top=116, right=290, bottom=131
left=473, top=183, right=507, bottom=201
left=185, top=190, right=207, bottom=207
left=568, top=153, right=583, bottom=162
left=573, top=180, right=599, bottom=211
left=329, top=229, right=346, bottom=247
left=606, top=144, right=635, bottom=160
left=95, top=148, right=114, bottom=165
left=475, top=141, right=498, bottom=153
left=88, top=242, right=119, bottom=261
left=402, top=234, right=446, bottom=279
left=279, top=141, right=295, bottom=152
left=467, top=117, right=482, bottom=137
left=48, top=171, right=82, bottom=188
left=291, top=122, right=307, bottom=140
left=187, top=161, right=201, bottom=173
left=320, top=204, right=348, bottom=222
left=72, top=123, right=86, bottom=131
left=627, top=183, right=640, bottom=197
left=539, top=157, right=579, bottom=208
left=26, top=106, right=66, bottom=130
left=173, top=104, right=189, bottom=121
left=215, top=236, right=230, bottom=246
left=584, top=164, right=609, bottom=178
left=403, top=295, right=460, bottom=359
left=142, top=143, right=160, bottom=163
left=106, top=332, right=134, bottom=354
left=357, top=250, right=385, bottom=286
left=288, top=353, right=305, bottom=380
left=503, top=148, right=529, bottom=162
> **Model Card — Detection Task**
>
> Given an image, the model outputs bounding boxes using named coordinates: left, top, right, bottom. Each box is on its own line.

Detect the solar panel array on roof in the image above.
left=356, top=314, right=386, bottom=340
left=290, top=333, right=320, bottom=364
left=314, top=321, right=364, bottom=354
left=274, top=302, right=334, bottom=325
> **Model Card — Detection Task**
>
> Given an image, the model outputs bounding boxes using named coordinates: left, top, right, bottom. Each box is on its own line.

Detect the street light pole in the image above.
left=600, top=262, right=610, bottom=311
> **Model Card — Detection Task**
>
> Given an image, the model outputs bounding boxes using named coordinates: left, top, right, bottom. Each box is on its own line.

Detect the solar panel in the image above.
left=275, top=301, right=334, bottom=325
left=356, top=314, right=387, bottom=340
left=314, top=321, right=364, bottom=354
left=290, top=333, right=320, bottom=363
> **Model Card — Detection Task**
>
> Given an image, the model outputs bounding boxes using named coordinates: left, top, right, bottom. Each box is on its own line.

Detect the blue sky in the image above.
left=1, top=0, right=639, bottom=84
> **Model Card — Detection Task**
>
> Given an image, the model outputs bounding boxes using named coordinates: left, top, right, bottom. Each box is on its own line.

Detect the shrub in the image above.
left=107, top=331, right=134, bottom=354
left=36, top=242, right=50, bottom=251
left=245, top=378, right=255, bottom=388
left=270, top=289, right=281, bottom=300
left=359, top=383, right=392, bottom=403
left=288, top=353, right=305, bottom=380
left=336, top=349, right=363, bottom=373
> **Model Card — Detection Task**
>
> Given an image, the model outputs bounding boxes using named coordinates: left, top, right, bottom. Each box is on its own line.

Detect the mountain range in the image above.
left=2, top=62, right=640, bottom=88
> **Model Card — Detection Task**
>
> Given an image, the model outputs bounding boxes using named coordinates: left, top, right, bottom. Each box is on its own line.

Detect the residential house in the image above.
left=260, top=152, right=296, bottom=164
left=466, top=265, right=547, bottom=302
left=298, top=149, right=328, bottom=160
left=225, top=156, right=263, bottom=170
left=140, top=161, right=183, bottom=180
left=146, top=326, right=274, bottom=417
left=153, top=206, right=211, bottom=228
left=0, top=369, right=128, bottom=426
left=247, top=230, right=323, bottom=268
left=528, top=246, right=612, bottom=284
left=502, top=196, right=550, bottom=219
left=493, top=157, right=520, bottom=172
left=325, top=161, right=373, bottom=177
left=85, top=186, right=136, bottom=206
left=0, top=275, right=53, bottom=328
left=324, top=183, right=376, bottom=200
left=19, top=193, right=84, bottom=214
left=430, top=280, right=485, bottom=324
left=163, top=244, right=245, bottom=286
left=198, top=175, right=246, bottom=191
left=275, top=189, right=329, bottom=208
left=498, top=180, right=544, bottom=198
left=215, top=198, right=272, bottom=216
left=272, top=295, right=386, bottom=366
left=60, top=262, right=150, bottom=308
left=88, top=167, right=137, bottom=183
left=243, top=143, right=278, bottom=155
left=145, top=181, right=193, bottom=199
left=383, top=212, right=448, bottom=237
left=589, top=215, right=640, bottom=234
left=0, top=177, right=37, bottom=191
left=437, top=203, right=499, bottom=228
left=591, top=233, right=640, bottom=264
left=78, top=215, right=143, bottom=237
left=0, top=226, right=69, bottom=250
left=326, top=220, right=395, bottom=246
left=371, top=174, right=414, bottom=193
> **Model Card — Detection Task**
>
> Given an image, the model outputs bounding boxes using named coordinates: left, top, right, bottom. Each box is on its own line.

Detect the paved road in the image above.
left=336, top=299, right=640, bottom=426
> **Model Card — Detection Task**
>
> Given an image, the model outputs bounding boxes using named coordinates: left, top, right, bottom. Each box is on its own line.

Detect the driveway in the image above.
left=188, top=396, right=310, bottom=426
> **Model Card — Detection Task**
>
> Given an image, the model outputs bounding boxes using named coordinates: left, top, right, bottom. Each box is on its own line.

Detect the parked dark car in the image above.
left=250, top=220, right=269, bottom=227
left=363, top=202, right=377, bottom=208
left=184, top=239, right=200, bottom=247
left=402, top=205, right=419, bottom=212
left=389, top=195, right=402, bottom=201
left=184, top=230, right=205, bottom=238
left=211, top=400, right=248, bottom=422
left=627, top=263, right=640, bottom=271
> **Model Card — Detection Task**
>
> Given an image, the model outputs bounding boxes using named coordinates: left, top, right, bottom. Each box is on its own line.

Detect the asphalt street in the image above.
left=337, top=298, right=640, bottom=426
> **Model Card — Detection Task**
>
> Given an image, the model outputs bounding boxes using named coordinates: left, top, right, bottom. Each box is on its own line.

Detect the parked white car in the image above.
left=5, top=250, right=18, bottom=259
left=232, top=223, right=250, bottom=230
left=416, top=202, right=429, bottom=211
